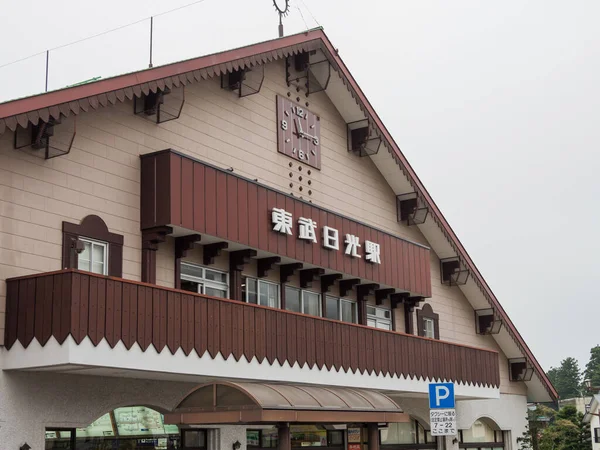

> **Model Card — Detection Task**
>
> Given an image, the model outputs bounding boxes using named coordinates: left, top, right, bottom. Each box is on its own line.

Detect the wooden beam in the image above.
left=375, top=288, right=395, bottom=305
left=280, top=263, right=303, bottom=284
left=257, top=257, right=281, bottom=278
left=339, top=278, right=360, bottom=297
left=390, top=292, right=410, bottom=309
left=300, top=268, right=325, bottom=289
left=229, top=249, right=258, bottom=271
left=141, top=226, right=172, bottom=284
left=356, top=283, right=379, bottom=325
left=203, top=242, right=228, bottom=266
left=320, top=273, right=342, bottom=294
left=174, top=234, right=201, bottom=289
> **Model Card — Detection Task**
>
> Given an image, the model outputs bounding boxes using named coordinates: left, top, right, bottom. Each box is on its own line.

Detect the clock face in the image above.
left=276, top=95, right=321, bottom=170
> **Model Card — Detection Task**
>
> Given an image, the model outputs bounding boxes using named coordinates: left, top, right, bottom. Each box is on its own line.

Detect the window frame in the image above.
left=594, top=428, right=600, bottom=444
left=379, top=419, right=437, bottom=449
left=181, top=263, right=229, bottom=298
left=367, top=305, right=393, bottom=330
left=416, top=303, right=440, bottom=340
left=285, top=286, right=322, bottom=317
left=181, top=428, right=208, bottom=450
left=244, top=277, right=281, bottom=308
left=77, top=237, right=109, bottom=275
left=325, top=295, right=358, bottom=323
left=458, top=424, right=504, bottom=448
left=423, top=317, right=435, bottom=339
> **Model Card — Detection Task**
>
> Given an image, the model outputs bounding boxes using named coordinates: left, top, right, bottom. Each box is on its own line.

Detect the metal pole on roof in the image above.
left=149, top=16, right=154, bottom=68
left=45, top=50, right=49, bottom=92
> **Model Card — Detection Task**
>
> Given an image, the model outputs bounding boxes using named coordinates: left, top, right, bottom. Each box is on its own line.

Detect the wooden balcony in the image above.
left=4, top=270, right=499, bottom=388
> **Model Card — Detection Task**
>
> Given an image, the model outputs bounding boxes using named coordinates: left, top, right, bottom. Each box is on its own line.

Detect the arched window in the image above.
left=416, top=303, right=439, bottom=340
left=45, top=405, right=180, bottom=450
left=459, top=419, right=504, bottom=450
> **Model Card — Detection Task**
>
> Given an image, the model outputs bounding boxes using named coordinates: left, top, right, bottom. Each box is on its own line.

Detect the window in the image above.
left=244, top=278, right=280, bottom=308
left=325, top=296, right=357, bottom=323
left=417, top=303, right=439, bottom=339
left=182, top=429, right=207, bottom=449
left=290, top=425, right=344, bottom=448
left=77, top=238, right=108, bottom=275
left=367, top=305, right=392, bottom=330
left=380, top=420, right=436, bottom=448
left=594, top=428, right=600, bottom=444
left=285, top=286, right=321, bottom=316
left=247, top=428, right=279, bottom=448
left=181, top=263, right=228, bottom=298
left=459, top=420, right=504, bottom=450
left=423, top=317, right=435, bottom=339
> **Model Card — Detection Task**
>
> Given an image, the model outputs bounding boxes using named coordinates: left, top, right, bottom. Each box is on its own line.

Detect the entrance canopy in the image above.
left=164, top=382, right=410, bottom=425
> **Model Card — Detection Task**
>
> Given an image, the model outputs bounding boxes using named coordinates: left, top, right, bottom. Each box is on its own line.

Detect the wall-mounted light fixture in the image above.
left=233, top=440, right=242, bottom=450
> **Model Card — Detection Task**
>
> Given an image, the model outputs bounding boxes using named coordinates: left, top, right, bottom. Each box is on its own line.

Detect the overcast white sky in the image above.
left=1, top=0, right=599, bottom=373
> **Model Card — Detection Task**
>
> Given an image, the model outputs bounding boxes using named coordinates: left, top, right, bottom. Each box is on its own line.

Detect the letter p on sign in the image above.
left=428, top=383, right=455, bottom=409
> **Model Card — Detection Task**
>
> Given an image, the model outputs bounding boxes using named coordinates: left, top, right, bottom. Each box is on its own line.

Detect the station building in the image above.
left=0, top=28, right=557, bottom=450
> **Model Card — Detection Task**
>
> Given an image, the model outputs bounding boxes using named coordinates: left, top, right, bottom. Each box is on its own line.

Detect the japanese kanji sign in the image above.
left=271, top=207, right=381, bottom=264
left=430, top=409, right=457, bottom=436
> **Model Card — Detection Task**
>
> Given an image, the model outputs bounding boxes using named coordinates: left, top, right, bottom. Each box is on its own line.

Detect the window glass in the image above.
left=380, top=422, right=416, bottom=445
left=461, top=420, right=496, bottom=443
left=417, top=421, right=426, bottom=444
left=262, top=427, right=279, bottom=448
left=261, top=281, right=280, bottom=308
left=181, top=263, right=228, bottom=299
left=424, top=317, right=435, bottom=338
left=286, top=287, right=301, bottom=313
left=245, top=278, right=258, bottom=304
left=247, top=430, right=261, bottom=447
left=341, top=300, right=357, bottom=323
left=184, top=429, right=206, bottom=448
left=291, top=425, right=327, bottom=447
left=367, top=306, right=392, bottom=330
left=326, top=296, right=339, bottom=320
left=78, top=238, right=107, bottom=275
left=45, top=429, right=73, bottom=450
left=328, top=430, right=344, bottom=446
left=303, top=291, right=321, bottom=316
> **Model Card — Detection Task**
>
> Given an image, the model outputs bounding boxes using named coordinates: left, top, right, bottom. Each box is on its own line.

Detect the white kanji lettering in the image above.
left=344, top=234, right=361, bottom=258
left=271, top=208, right=293, bottom=235
left=298, top=217, right=317, bottom=243
left=322, top=226, right=339, bottom=250
left=365, top=240, right=381, bottom=264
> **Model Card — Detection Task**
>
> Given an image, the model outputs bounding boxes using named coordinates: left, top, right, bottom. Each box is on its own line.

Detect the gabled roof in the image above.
left=0, top=27, right=557, bottom=402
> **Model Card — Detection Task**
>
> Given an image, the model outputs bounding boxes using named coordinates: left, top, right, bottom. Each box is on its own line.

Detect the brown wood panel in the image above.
left=315, top=319, right=325, bottom=368
left=296, top=315, right=306, bottom=367
left=18, top=279, right=34, bottom=347
left=333, top=322, right=343, bottom=371
left=276, top=311, right=286, bottom=365
left=140, top=156, right=156, bottom=229
left=349, top=325, right=359, bottom=372
left=59, top=273, right=73, bottom=343
left=414, top=245, right=422, bottom=296
left=284, top=195, right=296, bottom=260
left=363, top=225, right=373, bottom=283
left=349, top=220, right=359, bottom=278
left=402, top=241, right=410, bottom=293
left=276, top=193, right=288, bottom=256
left=5, top=281, right=19, bottom=349
left=77, top=274, right=90, bottom=345
left=301, top=203, right=314, bottom=265
left=216, top=171, right=228, bottom=239
left=341, top=324, right=350, bottom=371
left=204, top=166, right=217, bottom=236
left=227, top=176, right=238, bottom=242
left=113, top=279, right=123, bottom=347
left=220, top=302, right=232, bottom=359
left=326, top=212, right=336, bottom=272
left=121, top=281, right=131, bottom=348
left=129, top=285, right=138, bottom=350
left=172, top=291, right=181, bottom=353
left=137, top=286, right=147, bottom=350
left=356, top=224, right=366, bottom=279
left=369, top=329, right=378, bottom=374
left=154, top=152, right=172, bottom=227
left=423, top=248, right=432, bottom=297
left=384, top=234, right=392, bottom=286
left=193, top=162, right=206, bottom=233
left=170, top=153, right=182, bottom=226
left=287, top=313, right=297, bottom=365
left=180, top=294, right=193, bottom=355
left=243, top=305, right=255, bottom=360
left=181, top=157, right=194, bottom=229
left=142, top=286, right=153, bottom=351
left=294, top=200, right=305, bottom=261
left=265, top=309, right=277, bottom=364
left=310, top=205, right=321, bottom=266
left=248, top=182, right=259, bottom=249
left=266, top=190, right=278, bottom=254
left=323, top=321, right=333, bottom=370
left=394, top=237, right=403, bottom=291
left=357, top=325, right=366, bottom=373
left=319, top=209, right=328, bottom=270
left=237, top=179, right=249, bottom=246
left=233, top=302, right=244, bottom=361
left=105, top=279, right=115, bottom=346
left=97, top=278, right=106, bottom=346
left=305, top=315, right=316, bottom=368
left=157, top=289, right=167, bottom=352
left=33, top=277, right=43, bottom=344
left=257, top=187, right=269, bottom=251
left=166, top=290, right=175, bottom=353
left=408, top=243, right=416, bottom=293
left=342, top=217, right=352, bottom=275
left=195, top=296, right=208, bottom=356
left=69, top=274, right=81, bottom=343
left=207, top=298, right=220, bottom=358
left=254, top=308, right=266, bottom=362
left=88, top=276, right=99, bottom=345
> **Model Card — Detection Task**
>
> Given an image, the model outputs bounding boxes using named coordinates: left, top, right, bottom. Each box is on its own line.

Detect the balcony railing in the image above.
left=4, top=270, right=499, bottom=388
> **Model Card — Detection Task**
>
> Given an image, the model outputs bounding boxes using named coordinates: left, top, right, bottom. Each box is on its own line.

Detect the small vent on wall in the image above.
left=475, top=308, right=502, bottom=335
left=396, top=192, right=428, bottom=226
left=440, top=257, right=469, bottom=286
left=509, top=357, right=534, bottom=381
left=286, top=50, right=331, bottom=96
left=347, top=119, right=381, bottom=157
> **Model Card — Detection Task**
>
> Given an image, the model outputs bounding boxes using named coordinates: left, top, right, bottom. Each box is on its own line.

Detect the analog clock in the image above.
left=276, top=95, right=321, bottom=170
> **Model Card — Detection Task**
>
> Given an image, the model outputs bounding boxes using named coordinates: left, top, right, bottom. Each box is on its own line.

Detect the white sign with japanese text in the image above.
left=430, top=409, right=457, bottom=436
left=271, top=207, right=381, bottom=264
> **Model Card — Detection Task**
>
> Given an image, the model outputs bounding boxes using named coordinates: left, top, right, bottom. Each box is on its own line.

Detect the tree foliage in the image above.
left=547, top=358, right=582, bottom=399
left=538, top=406, right=591, bottom=450
left=584, top=345, right=600, bottom=387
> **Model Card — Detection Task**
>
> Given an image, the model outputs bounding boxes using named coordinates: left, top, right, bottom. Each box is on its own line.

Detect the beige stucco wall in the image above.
left=0, top=58, right=523, bottom=395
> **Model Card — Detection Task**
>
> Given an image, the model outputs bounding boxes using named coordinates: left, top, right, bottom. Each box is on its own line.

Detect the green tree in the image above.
left=547, top=358, right=582, bottom=399
left=518, top=405, right=556, bottom=450
left=584, top=345, right=600, bottom=388
left=538, top=406, right=591, bottom=450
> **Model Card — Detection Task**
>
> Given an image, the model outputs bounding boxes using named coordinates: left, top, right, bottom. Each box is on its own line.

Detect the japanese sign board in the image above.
left=428, top=383, right=455, bottom=409
left=272, top=208, right=381, bottom=263
left=347, top=428, right=361, bottom=443
left=430, top=409, right=457, bottom=436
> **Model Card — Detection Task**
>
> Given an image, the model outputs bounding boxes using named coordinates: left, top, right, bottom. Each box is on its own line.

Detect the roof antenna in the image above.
left=273, top=0, right=290, bottom=37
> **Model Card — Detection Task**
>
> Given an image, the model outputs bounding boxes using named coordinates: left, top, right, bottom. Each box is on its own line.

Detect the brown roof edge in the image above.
left=0, top=28, right=324, bottom=120
left=0, top=27, right=556, bottom=400
left=314, top=30, right=557, bottom=401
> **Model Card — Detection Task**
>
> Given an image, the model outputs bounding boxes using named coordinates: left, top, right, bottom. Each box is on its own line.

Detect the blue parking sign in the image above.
left=429, top=383, right=455, bottom=409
